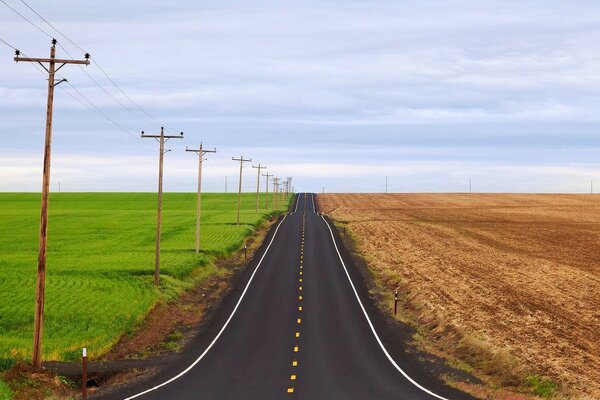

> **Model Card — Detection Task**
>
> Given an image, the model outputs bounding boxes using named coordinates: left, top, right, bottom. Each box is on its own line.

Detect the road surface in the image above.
left=112, top=194, right=475, bottom=400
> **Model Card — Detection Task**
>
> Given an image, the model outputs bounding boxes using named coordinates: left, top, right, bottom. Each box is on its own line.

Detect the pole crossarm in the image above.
left=186, top=142, right=216, bottom=156
left=15, top=57, right=90, bottom=65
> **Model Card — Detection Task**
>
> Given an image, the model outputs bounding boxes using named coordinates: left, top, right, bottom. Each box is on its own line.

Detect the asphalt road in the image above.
left=112, top=194, right=476, bottom=400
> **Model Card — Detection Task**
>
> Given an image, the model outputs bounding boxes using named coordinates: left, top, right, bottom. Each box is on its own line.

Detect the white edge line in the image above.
left=124, top=214, right=289, bottom=400
left=320, top=214, right=451, bottom=400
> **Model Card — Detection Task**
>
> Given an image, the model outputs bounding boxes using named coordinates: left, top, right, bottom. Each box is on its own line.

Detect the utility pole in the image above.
left=232, top=156, right=252, bottom=224
left=273, top=177, right=279, bottom=209
left=14, top=39, right=90, bottom=370
left=252, top=164, right=267, bottom=213
left=263, top=172, right=273, bottom=210
left=280, top=182, right=285, bottom=205
left=186, top=143, right=216, bottom=253
left=142, top=128, right=184, bottom=284
left=322, top=187, right=325, bottom=194
left=469, top=179, right=472, bottom=194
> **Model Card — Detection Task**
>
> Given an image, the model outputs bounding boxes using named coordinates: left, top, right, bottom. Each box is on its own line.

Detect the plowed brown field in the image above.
left=319, top=194, right=600, bottom=399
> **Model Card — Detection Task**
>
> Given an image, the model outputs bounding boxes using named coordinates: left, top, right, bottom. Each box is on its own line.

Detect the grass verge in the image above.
left=0, top=379, right=12, bottom=400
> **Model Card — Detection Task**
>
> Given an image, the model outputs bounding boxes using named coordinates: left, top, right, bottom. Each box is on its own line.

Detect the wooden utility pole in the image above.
left=272, top=177, right=279, bottom=209
left=14, top=39, right=90, bottom=370
left=186, top=143, right=216, bottom=253
left=142, top=128, right=184, bottom=284
left=263, top=172, right=273, bottom=210
left=232, top=156, right=252, bottom=224
left=252, top=164, right=267, bottom=213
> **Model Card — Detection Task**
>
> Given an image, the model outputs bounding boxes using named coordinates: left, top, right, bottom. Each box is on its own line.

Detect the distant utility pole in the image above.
left=469, top=179, right=472, bottom=194
left=386, top=176, right=388, bottom=194
left=322, top=187, right=325, bottom=194
left=285, top=177, right=291, bottom=198
left=14, top=39, right=90, bottom=371
left=252, top=164, right=267, bottom=213
left=263, top=172, right=273, bottom=209
left=273, top=177, right=279, bottom=209
left=232, top=156, right=252, bottom=224
left=279, top=183, right=284, bottom=205
left=142, top=127, right=184, bottom=284
left=186, top=143, right=216, bottom=253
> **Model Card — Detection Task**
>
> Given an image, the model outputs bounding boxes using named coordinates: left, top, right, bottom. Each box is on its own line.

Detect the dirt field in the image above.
left=318, top=194, right=600, bottom=400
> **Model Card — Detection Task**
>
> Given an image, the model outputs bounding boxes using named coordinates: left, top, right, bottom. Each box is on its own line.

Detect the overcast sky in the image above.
left=2, top=0, right=600, bottom=193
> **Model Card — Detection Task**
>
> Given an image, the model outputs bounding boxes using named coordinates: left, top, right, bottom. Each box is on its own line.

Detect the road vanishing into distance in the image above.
left=112, top=194, right=475, bottom=400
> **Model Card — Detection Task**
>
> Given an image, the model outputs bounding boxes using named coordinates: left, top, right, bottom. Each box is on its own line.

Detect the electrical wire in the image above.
left=1, top=0, right=173, bottom=132
left=19, top=0, right=85, bottom=53
left=0, top=0, right=53, bottom=39
left=0, top=37, right=18, bottom=50
left=1, top=37, right=140, bottom=139
left=63, top=81, right=139, bottom=138
left=18, top=0, right=170, bottom=129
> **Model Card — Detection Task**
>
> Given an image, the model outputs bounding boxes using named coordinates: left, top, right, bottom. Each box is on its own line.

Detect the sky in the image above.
left=2, top=0, right=600, bottom=193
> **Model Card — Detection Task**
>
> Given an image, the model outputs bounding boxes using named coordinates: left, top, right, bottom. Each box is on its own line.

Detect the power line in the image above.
left=91, top=59, right=166, bottom=127
left=0, top=37, right=18, bottom=50
left=13, top=0, right=149, bottom=120
left=19, top=0, right=86, bottom=53
left=63, top=81, right=138, bottom=138
left=2, top=0, right=171, bottom=129
left=7, top=42, right=140, bottom=139
left=0, top=0, right=53, bottom=39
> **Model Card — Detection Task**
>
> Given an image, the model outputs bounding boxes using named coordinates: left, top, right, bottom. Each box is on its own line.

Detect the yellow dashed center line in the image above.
left=289, top=223, right=308, bottom=395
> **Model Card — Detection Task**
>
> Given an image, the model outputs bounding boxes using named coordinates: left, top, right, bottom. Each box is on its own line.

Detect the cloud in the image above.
left=2, top=1, right=600, bottom=191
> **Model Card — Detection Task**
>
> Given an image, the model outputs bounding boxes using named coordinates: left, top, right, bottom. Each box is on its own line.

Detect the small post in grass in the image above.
left=82, top=347, right=87, bottom=399
left=394, top=291, right=399, bottom=316
left=244, top=245, right=247, bottom=259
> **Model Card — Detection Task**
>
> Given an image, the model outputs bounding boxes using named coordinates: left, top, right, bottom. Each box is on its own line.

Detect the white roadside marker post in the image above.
left=82, top=347, right=87, bottom=399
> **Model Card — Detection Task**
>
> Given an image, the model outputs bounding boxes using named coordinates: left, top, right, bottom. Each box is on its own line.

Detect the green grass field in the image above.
left=0, top=192, right=290, bottom=362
